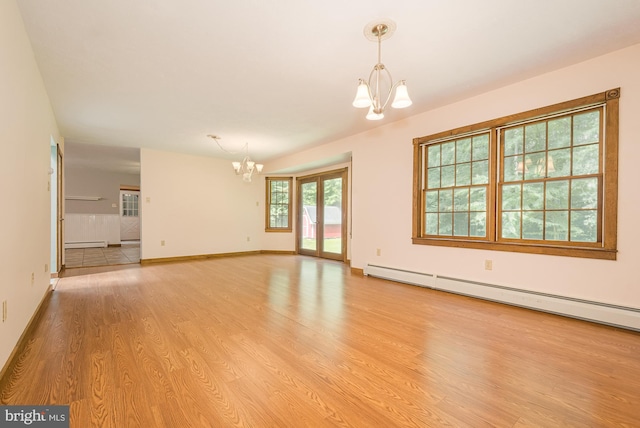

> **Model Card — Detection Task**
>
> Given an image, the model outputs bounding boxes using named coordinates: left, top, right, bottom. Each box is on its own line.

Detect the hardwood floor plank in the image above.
left=1, top=254, right=639, bottom=427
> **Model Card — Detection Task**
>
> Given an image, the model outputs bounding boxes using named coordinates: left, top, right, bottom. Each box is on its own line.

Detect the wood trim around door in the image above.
left=296, top=168, right=348, bottom=262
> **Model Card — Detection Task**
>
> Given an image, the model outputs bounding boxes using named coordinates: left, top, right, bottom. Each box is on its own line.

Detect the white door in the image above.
left=120, top=190, right=140, bottom=241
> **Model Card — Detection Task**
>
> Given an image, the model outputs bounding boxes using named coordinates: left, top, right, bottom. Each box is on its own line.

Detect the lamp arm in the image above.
left=368, top=65, right=397, bottom=112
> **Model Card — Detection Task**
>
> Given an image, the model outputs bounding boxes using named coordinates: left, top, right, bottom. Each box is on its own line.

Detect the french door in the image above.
left=297, top=168, right=347, bottom=261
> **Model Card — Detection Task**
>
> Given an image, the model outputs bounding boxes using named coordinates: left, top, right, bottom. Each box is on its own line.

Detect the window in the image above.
left=265, top=177, right=293, bottom=232
left=424, top=133, right=490, bottom=238
left=413, top=88, right=619, bottom=260
left=122, top=193, right=139, bottom=217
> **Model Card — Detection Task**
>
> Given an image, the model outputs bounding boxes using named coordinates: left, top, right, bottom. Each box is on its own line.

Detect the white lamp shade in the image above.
left=231, top=161, right=241, bottom=172
left=366, top=105, right=384, bottom=121
left=246, top=160, right=255, bottom=170
left=391, top=82, right=412, bottom=109
left=255, top=163, right=264, bottom=173
left=352, top=81, right=372, bottom=108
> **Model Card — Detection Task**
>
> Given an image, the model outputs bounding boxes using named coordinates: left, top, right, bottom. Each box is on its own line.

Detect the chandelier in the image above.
left=208, top=135, right=263, bottom=182
left=352, top=20, right=412, bottom=120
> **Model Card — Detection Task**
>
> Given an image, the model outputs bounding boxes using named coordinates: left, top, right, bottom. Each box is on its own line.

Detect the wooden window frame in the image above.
left=265, top=177, right=293, bottom=232
left=412, top=88, right=619, bottom=260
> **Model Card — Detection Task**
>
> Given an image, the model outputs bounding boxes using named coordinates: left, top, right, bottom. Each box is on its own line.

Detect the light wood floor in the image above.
left=1, top=255, right=639, bottom=427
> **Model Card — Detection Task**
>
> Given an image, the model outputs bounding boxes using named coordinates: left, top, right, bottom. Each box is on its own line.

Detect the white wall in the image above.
left=264, top=43, right=640, bottom=309
left=65, top=167, right=140, bottom=214
left=140, top=149, right=264, bottom=260
left=0, top=0, right=61, bottom=370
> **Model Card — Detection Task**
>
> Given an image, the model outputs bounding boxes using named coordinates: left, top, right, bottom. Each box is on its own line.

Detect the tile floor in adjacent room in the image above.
left=64, top=241, right=140, bottom=268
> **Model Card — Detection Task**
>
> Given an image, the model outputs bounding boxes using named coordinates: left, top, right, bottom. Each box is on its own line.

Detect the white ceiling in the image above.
left=17, top=0, right=640, bottom=168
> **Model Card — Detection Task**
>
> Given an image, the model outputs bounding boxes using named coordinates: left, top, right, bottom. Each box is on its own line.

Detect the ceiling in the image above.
left=17, top=0, right=640, bottom=169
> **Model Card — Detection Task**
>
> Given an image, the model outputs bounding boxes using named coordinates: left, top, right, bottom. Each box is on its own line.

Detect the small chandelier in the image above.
left=208, top=135, right=263, bottom=182
left=352, top=20, right=412, bottom=120
left=232, top=151, right=263, bottom=182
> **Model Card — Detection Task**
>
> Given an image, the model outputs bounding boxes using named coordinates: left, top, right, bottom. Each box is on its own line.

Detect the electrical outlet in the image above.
left=45, top=263, right=48, bottom=273
left=376, top=248, right=381, bottom=256
left=2, top=300, right=7, bottom=322
left=31, top=272, right=35, bottom=285
left=484, top=260, right=493, bottom=271
left=160, top=240, right=165, bottom=246
left=247, top=236, right=251, bottom=242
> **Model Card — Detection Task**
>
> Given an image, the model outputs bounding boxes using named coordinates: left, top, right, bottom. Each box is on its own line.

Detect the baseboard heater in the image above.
left=65, top=241, right=107, bottom=249
left=364, top=264, right=640, bottom=332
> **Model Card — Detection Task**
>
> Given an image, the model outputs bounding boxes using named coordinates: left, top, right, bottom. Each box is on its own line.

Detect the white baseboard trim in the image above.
left=65, top=240, right=107, bottom=249
left=364, top=264, right=640, bottom=331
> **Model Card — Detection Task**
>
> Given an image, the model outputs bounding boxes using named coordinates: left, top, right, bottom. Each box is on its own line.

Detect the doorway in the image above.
left=297, top=168, right=347, bottom=261
left=50, top=140, right=63, bottom=276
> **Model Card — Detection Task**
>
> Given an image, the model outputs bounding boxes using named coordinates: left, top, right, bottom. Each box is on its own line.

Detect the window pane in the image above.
left=571, top=210, right=598, bottom=242
left=456, top=138, right=471, bottom=163
left=548, top=117, right=571, bottom=149
left=504, top=127, right=523, bottom=156
left=573, top=145, right=599, bottom=175
left=472, top=135, right=489, bottom=160
left=545, top=211, right=569, bottom=241
left=425, top=191, right=439, bottom=212
left=522, top=182, right=544, bottom=210
left=545, top=180, right=569, bottom=210
left=454, top=213, right=469, bottom=236
left=502, top=212, right=521, bottom=239
left=523, top=211, right=544, bottom=240
left=427, top=145, right=441, bottom=167
left=427, top=167, right=441, bottom=189
left=456, top=163, right=471, bottom=186
left=547, top=148, right=571, bottom=178
left=469, top=187, right=486, bottom=211
left=425, top=213, right=438, bottom=235
left=504, top=155, right=523, bottom=182
left=502, top=184, right=521, bottom=211
left=573, top=111, right=600, bottom=146
left=441, top=142, right=456, bottom=165
left=441, top=165, right=455, bottom=188
left=439, top=190, right=453, bottom=212
left=454, top=188, right=469, bottom=211
left=422, top=134, right=490, bottom=240
left=438, top=213, right=453, bottom=235
left=525, top=122, right=546, bottom=153
left=470, top=212, right=486, bottom=237
left=523, top=152, right=546, bottom=180
left=571, top=177, right=598, bottom=209
left=472, top=160, right=489, bottom=184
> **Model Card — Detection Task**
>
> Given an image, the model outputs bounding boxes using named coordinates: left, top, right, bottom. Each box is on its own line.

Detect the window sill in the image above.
left=412, top=237, right=617, bottom=260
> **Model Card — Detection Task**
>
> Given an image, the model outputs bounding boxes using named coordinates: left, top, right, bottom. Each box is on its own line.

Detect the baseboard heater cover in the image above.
left=65, top=241, right=107, bottom=249
left=364, top=264, right=640, bottom=332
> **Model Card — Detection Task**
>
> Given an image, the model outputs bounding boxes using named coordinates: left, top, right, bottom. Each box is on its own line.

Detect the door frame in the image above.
left=296, top=168, right=348, bottom=262
left=119, top=188, right=141, bottom=241
left=56, top=146, right=63, bottom=272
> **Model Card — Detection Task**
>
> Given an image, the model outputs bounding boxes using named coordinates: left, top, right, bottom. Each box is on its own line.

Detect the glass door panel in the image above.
left=300, top=181, right=317, bottom=252
left=321, top=177, right=342, bottom=256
